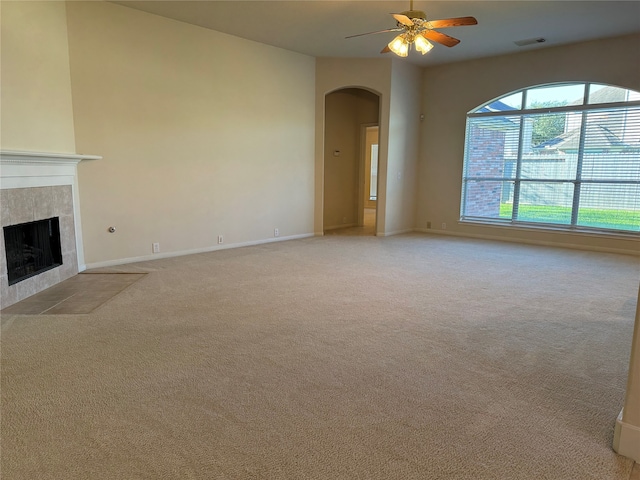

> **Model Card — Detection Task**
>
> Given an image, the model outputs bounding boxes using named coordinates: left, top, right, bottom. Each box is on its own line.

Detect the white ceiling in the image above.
left=112, top=1, right=640, bottom=67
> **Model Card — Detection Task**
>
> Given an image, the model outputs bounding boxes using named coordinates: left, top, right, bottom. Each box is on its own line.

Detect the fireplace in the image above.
left=4, top=217, right=63, bottom=285
left=0, top=150, right=100, bottom=308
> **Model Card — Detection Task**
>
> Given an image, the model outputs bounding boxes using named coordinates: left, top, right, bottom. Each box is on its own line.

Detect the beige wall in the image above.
left=385, top=59, right=421, bottom=235
left=323, top=89, right=378, bottom=230
left=418, top=33, right=640, bottom=255
left=316, top=58, right=421, bottom=237
left=624, top=285, right=640, bottom=424
left=65, top=2, right=315, bottom=266
left=614, top=284, right=640, bottom=462
left=0, top=1, right=76, bottom=153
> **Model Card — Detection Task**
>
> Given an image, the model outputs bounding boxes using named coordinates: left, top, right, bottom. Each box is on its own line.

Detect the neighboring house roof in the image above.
left=569, top=85, right=629, bottom=106
left=475, top=99, right=518, bottom=113
left=472, top=99, right=520, bottom=132
left=537, top=85, right=638, bottom=152
left=535, top=125, right=640, bottom=152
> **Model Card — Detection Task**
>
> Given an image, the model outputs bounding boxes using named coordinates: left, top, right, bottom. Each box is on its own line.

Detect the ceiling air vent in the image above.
left=514, top=37, right=546, bottom=47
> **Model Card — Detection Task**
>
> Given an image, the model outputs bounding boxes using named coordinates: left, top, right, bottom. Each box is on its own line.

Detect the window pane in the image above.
left=464, top=117, right=520, bottom=178
left=522, top=112, right=577, bottom=180
left=462, top=180, right=513, bottom=219
left=516, top=182, right=574, bottom=224
left=462, top=82, right=640, bottom=234
left=526, top=84, right=586, bottom=109
left=589, top=84, right=640, bottom=104
left=577, top=184, right=640, bottom=232
left=529, top=112, right=569, bottom=149
left=476, top=92, right=522, bottom=112
left=580, top=107, right=640, bottom=181
left=500, top=92, right=523, bottom=110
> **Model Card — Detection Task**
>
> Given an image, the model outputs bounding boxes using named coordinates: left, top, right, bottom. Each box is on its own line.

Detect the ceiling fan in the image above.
left=346, top=0, right=477, bottom=57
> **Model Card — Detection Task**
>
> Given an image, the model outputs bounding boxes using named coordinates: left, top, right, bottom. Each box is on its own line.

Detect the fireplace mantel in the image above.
left=0, top=150, right=101, bottom=161
left=0, top=150, right=101, bottom=189
left=1, top=150, right=101, bottom=307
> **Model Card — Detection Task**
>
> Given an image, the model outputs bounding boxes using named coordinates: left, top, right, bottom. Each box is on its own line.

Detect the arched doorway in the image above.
left=323, top=87, right=381, bottom=236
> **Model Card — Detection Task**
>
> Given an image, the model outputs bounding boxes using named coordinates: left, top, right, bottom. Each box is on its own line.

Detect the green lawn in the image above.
left=499, top=204, right=640, bottom=231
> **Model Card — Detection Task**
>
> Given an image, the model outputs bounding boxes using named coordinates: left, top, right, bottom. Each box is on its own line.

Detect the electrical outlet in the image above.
left=343, top=217, right=347, bottom=224
left=152, top=242, right=160, bottom=253
left=274, top=228, right=279, bottom=237
left=441, top=223, right=447, bottom=230
left=427, top=221, right=431, bottom=229
left=218, top=235, right=223, bottom=244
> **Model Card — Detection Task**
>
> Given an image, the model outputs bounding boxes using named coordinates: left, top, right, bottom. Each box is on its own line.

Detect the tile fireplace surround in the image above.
left=0, top=150, right=100, bottom=308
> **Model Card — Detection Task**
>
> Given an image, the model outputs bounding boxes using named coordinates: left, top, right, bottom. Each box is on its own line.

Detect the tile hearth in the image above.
left=1, top=272, right=145, bottom=315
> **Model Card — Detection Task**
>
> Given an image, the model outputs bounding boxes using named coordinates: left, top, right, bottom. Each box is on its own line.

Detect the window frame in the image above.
left=460, top=82, right=640, bottom=236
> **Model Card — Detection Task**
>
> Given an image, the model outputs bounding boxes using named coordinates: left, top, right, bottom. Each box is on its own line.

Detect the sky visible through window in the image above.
left=487, top=83, right=640, bottom=111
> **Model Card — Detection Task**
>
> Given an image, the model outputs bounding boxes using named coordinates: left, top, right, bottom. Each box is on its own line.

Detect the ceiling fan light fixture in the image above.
left=388, top=34, right=410, bottom=57
left=346, top=2, right=477, bottom=58
left=414, top=35, right=434, bottom=54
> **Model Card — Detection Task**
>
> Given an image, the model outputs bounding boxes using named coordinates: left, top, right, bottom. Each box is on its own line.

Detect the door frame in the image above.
left=358, top=123, right=379, bottom=228
left=318, top=86, right=384, bottom=236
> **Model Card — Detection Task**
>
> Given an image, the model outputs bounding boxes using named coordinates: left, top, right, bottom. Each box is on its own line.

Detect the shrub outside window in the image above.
left=460, top=82, right=640, bottom=233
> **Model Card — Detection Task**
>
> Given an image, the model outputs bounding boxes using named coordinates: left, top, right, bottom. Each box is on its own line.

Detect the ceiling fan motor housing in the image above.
left=401, top=10, right=426, bottom=21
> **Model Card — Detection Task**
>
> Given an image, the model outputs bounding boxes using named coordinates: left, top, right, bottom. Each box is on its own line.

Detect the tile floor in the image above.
left=1, top=272, right=145, bottom=315
left=325, top=207, right=376, bottom=236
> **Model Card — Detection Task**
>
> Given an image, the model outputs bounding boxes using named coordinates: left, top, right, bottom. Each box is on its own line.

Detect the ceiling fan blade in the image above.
left=381, top=45, right=391, bottom=54
left=392, top=13, right=414, bottom=26
left=422, top=30, right=461, bottom=47
left=346, top=28, right=402, bottom=39
left=426, top=16, right=478, bottom=29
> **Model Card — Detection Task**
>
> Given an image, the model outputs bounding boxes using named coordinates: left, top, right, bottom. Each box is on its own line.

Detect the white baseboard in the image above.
left=84, top=233, right=315, bottom=270
left=84, top=227, right=637, bottom=270
left=613, top=409, right=640, bottom=462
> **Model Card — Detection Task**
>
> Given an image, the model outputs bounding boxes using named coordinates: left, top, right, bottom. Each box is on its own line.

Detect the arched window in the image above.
left=460, top=82, right=640, bottom=233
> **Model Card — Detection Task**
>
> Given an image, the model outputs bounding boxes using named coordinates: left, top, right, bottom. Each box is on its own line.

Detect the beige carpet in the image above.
left=1, top=233, right=639, bottom=479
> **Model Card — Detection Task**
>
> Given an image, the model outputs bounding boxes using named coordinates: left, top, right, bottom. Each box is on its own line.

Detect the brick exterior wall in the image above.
left=463, top=125, right=507, bottom=218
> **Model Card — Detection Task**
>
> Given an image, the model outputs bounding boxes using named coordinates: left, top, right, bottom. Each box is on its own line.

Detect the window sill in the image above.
left=459, top=219, right=640, bottom=240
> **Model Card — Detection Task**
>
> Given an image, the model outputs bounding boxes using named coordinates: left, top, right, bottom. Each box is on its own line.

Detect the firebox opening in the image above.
left=4, top=217, right=63, bottom=286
